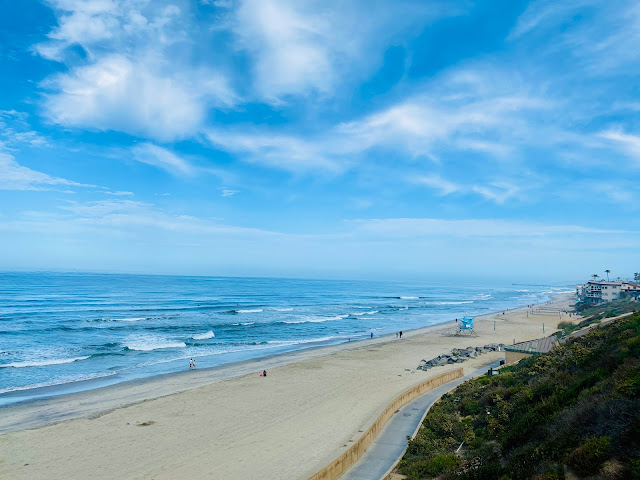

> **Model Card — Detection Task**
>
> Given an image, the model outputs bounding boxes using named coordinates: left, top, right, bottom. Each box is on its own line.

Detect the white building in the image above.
left=621, top=282, right=640, bottom=298
left=577, top=280, right=622, bottom=304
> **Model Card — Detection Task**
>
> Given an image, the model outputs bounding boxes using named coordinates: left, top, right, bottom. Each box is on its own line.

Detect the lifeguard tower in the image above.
left=457, top=316, right=478, bottom=336
left=441, top=316, right=478, bottom=336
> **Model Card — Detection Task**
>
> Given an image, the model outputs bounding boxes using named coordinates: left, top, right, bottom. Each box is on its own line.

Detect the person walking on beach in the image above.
left=371, top=331, right=374, bottom=338
left=189, top=358, right=193, bottom=369
left=192, top=359, right=196, bottom=369
left=263, top=370, right=267, bottom=377
left=399, top=331, right=403, bottom=338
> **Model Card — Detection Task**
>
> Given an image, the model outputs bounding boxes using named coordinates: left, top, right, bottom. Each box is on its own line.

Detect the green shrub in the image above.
left=399, top=313, right=640, bottom=479
left=404, top=454, right=460, bottom=478
left=567, top=436, right=612, bottom=477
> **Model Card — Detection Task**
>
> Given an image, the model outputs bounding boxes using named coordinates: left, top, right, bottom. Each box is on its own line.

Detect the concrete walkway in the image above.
left=340, top=361, right=501, bottom=480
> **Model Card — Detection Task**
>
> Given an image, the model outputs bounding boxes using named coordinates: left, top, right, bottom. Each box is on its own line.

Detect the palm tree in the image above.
left=635, top=273, right=640, bottom=282
left=592, top=274, right=599, bottom=281
left=605, top=269, right=611, bottom=281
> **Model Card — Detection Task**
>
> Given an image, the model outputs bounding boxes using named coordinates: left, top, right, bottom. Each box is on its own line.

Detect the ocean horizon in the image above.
left=0, top=272, right=573, bottom=406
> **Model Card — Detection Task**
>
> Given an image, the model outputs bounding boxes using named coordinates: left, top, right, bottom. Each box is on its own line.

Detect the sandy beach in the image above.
left=0, top=293, right=576, bottom=480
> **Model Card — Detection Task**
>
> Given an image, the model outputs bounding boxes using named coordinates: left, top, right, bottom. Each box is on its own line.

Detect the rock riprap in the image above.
left=417, top=344, right=505, bottom=370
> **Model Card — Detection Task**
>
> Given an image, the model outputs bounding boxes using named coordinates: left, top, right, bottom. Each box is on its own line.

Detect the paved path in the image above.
left=340, top=361, right=501, bottom=480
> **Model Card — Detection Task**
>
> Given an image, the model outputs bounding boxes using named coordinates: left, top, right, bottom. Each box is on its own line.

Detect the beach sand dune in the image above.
left=0, top=294, right=575, bottom=480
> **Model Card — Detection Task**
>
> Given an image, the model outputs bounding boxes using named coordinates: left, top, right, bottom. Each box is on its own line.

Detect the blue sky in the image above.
left=1, top=0, right=639, bottom=281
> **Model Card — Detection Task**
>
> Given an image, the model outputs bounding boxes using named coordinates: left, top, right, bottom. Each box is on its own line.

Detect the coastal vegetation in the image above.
left=397, top=312, right=640, bottom=479
left=555, top=297, right=639, bottom=337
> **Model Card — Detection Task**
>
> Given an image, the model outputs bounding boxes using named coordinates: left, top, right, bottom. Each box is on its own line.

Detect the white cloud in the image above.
left=35, top=0, right=181, bottom=61
left=105, top=190, right=134, bottom=196
left=131, top=143, right=195, bottom=176
left=56, top=198, right=278, bottom=237
left=206, top=67, right=550, bottom=175
left=0, top=152, right=90, bottom=191
left=37, top=0, right=238, bottom=141
left=412, top=175, right=523, bottom=204
left=60, top=199, right=150, bottom=217
left=42, top=55, right=215, bottom=141
left=413, top=175, right=461, bottom=196
left=509, top=0, right=595, bottom=39
left=471, top=182, right=521, bottom=205
left=598, top=130, right=640, bottom=165
left=351, top=218, right=623, bottom=238
left=0, top=110, right=49, bottom=149
left=231, top=0, right=334, bottom=101
left=229, top=0, right=462, bottom=101
left=509, top=0, right=640, bottom=75
left=335, top=73, right=550, bottom=159
left=220, top=189, right=237, bottom=197
left=206, top=129, right=341, bottom=173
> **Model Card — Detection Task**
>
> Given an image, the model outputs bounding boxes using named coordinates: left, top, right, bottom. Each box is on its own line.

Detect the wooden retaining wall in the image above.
left=306, top=368, right=463, bottom=480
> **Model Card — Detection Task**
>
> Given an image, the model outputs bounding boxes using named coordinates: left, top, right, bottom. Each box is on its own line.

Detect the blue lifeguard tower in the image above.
left=457, top=316, right=478, bottom=336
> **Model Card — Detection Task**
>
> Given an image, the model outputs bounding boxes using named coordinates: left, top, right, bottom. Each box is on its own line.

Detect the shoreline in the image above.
left=0, top=291, right=575, bottom=434
left=0, top=286, right=573, bottom=406
left=0, top=292, right=577, bottom=480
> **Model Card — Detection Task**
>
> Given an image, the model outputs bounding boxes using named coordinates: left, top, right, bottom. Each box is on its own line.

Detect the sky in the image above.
left=0, top=0, right=639, bottom=282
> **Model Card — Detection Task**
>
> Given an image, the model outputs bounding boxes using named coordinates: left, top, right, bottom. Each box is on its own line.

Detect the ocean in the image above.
left=0, top=272, right=571, bottom=405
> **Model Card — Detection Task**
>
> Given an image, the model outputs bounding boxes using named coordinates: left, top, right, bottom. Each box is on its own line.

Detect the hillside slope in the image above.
left=399, top=313, right=640, bottom=479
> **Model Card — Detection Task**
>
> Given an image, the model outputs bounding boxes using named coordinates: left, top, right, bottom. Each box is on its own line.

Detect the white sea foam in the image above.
left=400, top=296, right=419, bottom=300
left=472, top=294, right=492, bottom=300
left=424, top=301, right=473, bottom=305
left=283, top=314, right=347, bottom=324
left=0, top=371, right=117, bottom=395
left=267, top=336, right=337, bottom=346
left=192, top=331, right=215, bottom=340
left=351, top=310, right=378, bottom=316
left=125, top=338, right=186, bottom=351
left=272, top=307, right=294, bottom=312
left=399, top=306, right=409, bottom=310
left=0, top=356, right=90, bottom=368
left=236, top=309, right=263, bottom=313
left=113, top=317, right=147, bottom=322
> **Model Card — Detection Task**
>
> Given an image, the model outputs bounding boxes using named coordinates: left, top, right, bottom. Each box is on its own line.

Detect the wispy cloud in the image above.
left=0, top=110, right=49, bottom=149
left=56, top=198, right=279, bottom=237
left=131, top=143, right=195, bottom=176
left=0, top=152, right=91, bottom=191
left=42, top=55, right=208, bottom=141
left=412, top=176, right=522, bottom=204
left=206, top=129, right=342, bottom=173
left=104, top=190, right=134, bottom=196
left=220, top=189, right=237, bottom=197
left=37, top=1, right=238, bottom=141
left=598, top=130, right=640, bottom=165
left=413, top=175, right=461, bottom=196
left=351, top=218, right=624, bottom=238
left=471, top=182, right=521, bottom=205
left=227, top=0, right=464, bottom=102
left=509, top=0, right=640, bottom=75
left=207, top=67, right=550, bottom=177
left=509, top=0, right=595, bottom=40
